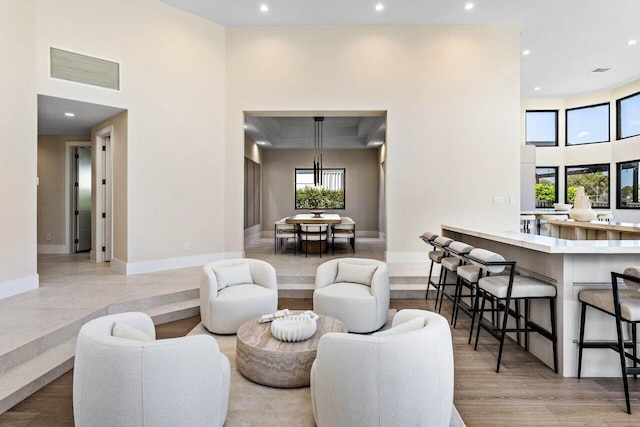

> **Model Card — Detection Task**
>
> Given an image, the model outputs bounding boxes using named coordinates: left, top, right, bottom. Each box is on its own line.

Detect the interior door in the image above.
left=74, top=146, right=92, bottom=252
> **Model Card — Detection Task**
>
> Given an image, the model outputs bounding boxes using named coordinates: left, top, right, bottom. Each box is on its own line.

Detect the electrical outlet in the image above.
left=184, top=243, right=190, bottom=251
left=46, top=233, right=51, bottom=241
left=494, top=196, right=505, bottom=205
left=510, top=196, right=516, bottom=205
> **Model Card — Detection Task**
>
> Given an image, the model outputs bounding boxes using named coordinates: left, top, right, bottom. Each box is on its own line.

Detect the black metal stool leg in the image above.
left=550, top=297, right=558, bottom=374
left=496, top=296, right=512, bottom=373
left=577, top=302, right=587, bottom=379
left=474, top=292, right=488, bottom=351
left=468, top=283, right=480, bottom=345
left=615, top=306, right=632, bottom=414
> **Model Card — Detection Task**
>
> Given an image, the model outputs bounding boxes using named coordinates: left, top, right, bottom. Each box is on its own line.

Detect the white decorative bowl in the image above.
left=554, top=203, right=572, bottom=211
left=271, top=314, right=317, bottom=342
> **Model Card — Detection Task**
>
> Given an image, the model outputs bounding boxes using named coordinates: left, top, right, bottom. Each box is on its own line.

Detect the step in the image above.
left=0, top=338, right=76, bottom=414
left=142, top=298, right=200, bottom=325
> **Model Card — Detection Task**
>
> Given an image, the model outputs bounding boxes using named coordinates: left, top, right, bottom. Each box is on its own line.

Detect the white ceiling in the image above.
left=38, top=95, right=125, bottom=136
left=245, top=116, right=386, bottom=150
left=163, top=0, right=640, bottom=99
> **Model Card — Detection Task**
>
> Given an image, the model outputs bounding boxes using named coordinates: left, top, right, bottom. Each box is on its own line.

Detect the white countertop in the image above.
left=442, top=224, right=640, bottom=254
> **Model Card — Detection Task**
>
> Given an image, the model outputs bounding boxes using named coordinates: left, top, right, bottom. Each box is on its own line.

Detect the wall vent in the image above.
left=50, top=47, right=120, bottom=90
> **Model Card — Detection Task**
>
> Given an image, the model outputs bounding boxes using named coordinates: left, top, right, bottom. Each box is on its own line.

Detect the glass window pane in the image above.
left=618, top=92, right=640, bottom=139
left=566, top=164, right=610, bottom=208
left=535, top=167, right=557, bottom=207
left=295, top=168, right=345, bottom=209
left=618, top=160, right=640, bottom=209
left=526, top=111, right=557, bottom=146
left=566, top=104, right=610, bottom=145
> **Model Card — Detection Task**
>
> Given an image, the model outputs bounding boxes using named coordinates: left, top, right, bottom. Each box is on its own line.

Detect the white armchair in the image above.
left=201, top=258, right=278, bottom=334
left=313, top=258, right=389, bottom=333
left=73, top=312, right=230, bottom=427
left=311, top=309, right=454, bottom=427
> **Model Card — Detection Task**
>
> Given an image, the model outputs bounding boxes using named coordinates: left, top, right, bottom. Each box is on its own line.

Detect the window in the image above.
left=566, top=103, right=610, bottom=145
left=565, top=164, right=610, bottom=208
left=525, top=110, right=558, bottom=146
left=295, top=168, right=345, bottom=209
left=535, top=167, right=558, bottom=208
left=617, top=91, right=640, bottom=140
left=617, top=160, right=640, bottom=209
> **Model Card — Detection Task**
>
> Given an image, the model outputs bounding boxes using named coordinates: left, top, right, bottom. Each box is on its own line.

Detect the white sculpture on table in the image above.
left=569, top=186, right=597, bottom=222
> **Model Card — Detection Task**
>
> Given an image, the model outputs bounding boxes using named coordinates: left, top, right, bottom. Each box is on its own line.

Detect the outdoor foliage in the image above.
left=566, top=172, right=609, bottom=204
left=535, top=182, right=555, bottom=202
left=295, top=187, right=345, bottom=209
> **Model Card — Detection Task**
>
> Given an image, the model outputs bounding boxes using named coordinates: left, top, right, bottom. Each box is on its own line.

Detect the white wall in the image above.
left=225, top=25, right=521, bottom=262
left=34, top=0, right=230, bottom=273
left=523, top=78, right=640, bottom=222
left=0, top=0, right=38, bottom=298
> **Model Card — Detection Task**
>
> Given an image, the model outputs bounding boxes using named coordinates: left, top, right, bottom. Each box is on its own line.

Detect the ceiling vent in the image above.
left=592, top=68, right=610, bottom=73
left=50, top=47, right=120, bottom=90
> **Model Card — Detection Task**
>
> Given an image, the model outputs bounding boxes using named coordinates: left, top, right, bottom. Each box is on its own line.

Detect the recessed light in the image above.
left=534, top=87, right=541, bottom=91
left=375, top=3, right=384, bottom=12
left=522, top=50, right=531, bottom=56
left=464, top=3, right=474, bottom=11
left=243, top=124, right=248, bottom=129
left=64, top=112, right=75, bottom=117
left=372, top=141, right=383, bottom=145
left=257, top=141, right=267, bottom=145
left=259, top=4, right=268, bottom=12
left=592, top=68, right=610, bottom=73
left=628, top=39, right=637, bottom=46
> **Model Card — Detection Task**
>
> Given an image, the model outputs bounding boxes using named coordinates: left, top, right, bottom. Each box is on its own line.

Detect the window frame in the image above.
left=616, top=91, right=640, bottom=140
left=535, top=166, right=559, bottom=208
left=294, top=167, right=346, bottom=210
left=564, top=163, right=611, bottom=209
left=565, top=102, right=610, bottom=146
left=525, top=110, right=559, bottom=147
left=617, top=159, right=640, bottom=209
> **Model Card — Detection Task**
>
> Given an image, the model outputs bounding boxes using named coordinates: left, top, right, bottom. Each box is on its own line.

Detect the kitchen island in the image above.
left=442, top=224, right=640, bottom=377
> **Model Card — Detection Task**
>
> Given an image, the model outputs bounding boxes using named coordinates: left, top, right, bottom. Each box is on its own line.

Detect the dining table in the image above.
left=285, top=213, right=342, bottom=224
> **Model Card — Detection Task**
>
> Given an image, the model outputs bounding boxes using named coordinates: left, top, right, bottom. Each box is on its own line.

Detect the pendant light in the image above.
left=314, top=117, right=324, bottom=186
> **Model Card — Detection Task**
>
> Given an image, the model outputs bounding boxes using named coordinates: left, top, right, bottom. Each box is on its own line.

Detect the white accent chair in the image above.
left=73, top=312, right=230, bottom=427
left=311, top=309, right=454, bottom=427
left=313, top=258, right=389, bottom=333
left=201, top=258, right=278, bottom=334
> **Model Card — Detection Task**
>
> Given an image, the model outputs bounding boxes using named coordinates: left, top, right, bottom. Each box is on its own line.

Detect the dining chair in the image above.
left=298, top=223, right=329, bottom=257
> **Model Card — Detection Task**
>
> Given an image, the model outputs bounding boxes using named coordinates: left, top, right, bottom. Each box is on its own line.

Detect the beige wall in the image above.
left=37, top=135, right=90, bottom=250
left=522, top=77, right=640, bottom=222
left=0, top=0, right=38, bottom=298
left=91, top=111, right=128, bottom=262
left=262, top=149, right=380, bottom=234
left=226, top=25, right=521, bottom=261
left=34, top=0, right=229, bottom=272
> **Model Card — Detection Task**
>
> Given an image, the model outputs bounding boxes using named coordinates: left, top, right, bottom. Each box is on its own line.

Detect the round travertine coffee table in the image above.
left=236, top=313, right=347, bottom=388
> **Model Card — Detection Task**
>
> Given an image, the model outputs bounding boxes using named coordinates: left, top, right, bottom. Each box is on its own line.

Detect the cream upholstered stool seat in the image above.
left=468, top=248, right=558, bottom=373
left=578, top=269, right=640, bottom=414
left=419, top=233, right=455, bottom=309
left=310, top=309, right=454, bottom=427
left=201, top=258, right=278, bottom=334
left=439, top=241, right=474, bottom=320
left=313, top=258, right=390, bottom=333
left=73, top=312, right=230, bottom=427
left=451, top=262, right=482, bottom=338
left=520, top=214, right=536, bottom=233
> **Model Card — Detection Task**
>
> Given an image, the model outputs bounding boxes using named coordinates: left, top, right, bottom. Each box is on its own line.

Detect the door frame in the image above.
left=94, top=125, right=114, bottom=263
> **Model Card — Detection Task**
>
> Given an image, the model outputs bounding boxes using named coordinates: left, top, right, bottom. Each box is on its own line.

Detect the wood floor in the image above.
left=2, top=298, right=639, bottom=426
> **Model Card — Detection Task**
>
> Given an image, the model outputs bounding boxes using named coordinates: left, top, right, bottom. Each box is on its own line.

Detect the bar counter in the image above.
left=441, top=224, right=640, bottom=377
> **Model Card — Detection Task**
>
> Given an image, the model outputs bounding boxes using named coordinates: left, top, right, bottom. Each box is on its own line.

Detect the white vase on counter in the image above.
left=569, top=186, right=597, bottom=222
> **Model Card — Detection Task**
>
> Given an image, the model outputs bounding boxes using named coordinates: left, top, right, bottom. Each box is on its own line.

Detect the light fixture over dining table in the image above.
left=314, top=116, right=324, bottom=186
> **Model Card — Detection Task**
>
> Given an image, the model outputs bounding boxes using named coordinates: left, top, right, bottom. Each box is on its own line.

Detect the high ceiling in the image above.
left=38, top=95, right=125, bottom=136
left=245, top=116, right=385, bottom=150
left=163, top=0, right=640, bottom=99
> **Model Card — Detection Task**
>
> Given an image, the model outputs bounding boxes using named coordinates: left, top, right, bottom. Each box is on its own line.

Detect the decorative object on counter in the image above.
left=309, top=210, right=325, bottom=218
left=569, top=186, right=597, bottom=222
left=553, top=203, right=572, bottom=211
left=259, top=309, right=291, bottom=324
left=270, top=311, right=319, bottom=342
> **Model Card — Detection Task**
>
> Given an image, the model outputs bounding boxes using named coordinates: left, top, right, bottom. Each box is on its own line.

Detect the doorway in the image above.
left=69, top=143, right=92, bottom=253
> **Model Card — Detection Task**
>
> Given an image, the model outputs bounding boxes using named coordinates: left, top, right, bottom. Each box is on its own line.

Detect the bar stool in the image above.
left=419, top=233, right=453, bottom=307
left=577, top=269, right=640, bottom=414
left=468, top=249, right=558, bottom=373
left=539, top=214, right=568, bottom=236
left=520, top=214, right=536, bottom=234
left=439, top=241, right=474, bottom=320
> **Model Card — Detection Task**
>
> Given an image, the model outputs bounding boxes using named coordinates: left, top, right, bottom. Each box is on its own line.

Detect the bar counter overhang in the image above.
left=441, top=224, right=640, bottom=377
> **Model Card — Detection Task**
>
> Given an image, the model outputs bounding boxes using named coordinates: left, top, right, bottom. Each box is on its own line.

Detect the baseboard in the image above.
left=117, top=252, right=245, bottom=275
left=0, top=274, right=39, bottom=300
left=37, top=245, right=68, bottom=254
